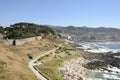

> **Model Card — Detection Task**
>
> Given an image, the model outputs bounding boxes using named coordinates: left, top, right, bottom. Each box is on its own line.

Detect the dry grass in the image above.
left=0, top=37, right=63, bottom=80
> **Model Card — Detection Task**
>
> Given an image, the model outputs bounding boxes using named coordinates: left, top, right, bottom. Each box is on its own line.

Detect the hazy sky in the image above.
left=0, top=0, right=120, bottom=28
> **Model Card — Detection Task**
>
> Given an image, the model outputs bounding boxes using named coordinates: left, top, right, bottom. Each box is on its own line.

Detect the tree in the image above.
left=4, top=22, right=55, bottom=39
left=0, top=26, right=3, bottom=33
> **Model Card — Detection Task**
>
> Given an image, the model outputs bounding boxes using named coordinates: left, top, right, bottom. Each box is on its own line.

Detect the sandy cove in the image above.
left=59, top=57, right=90, bottom=80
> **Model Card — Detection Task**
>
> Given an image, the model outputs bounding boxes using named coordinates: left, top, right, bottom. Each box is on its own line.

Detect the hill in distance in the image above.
left=2, top=22, right=55, bottom=39
left=53, top=26, right=120, bottom=42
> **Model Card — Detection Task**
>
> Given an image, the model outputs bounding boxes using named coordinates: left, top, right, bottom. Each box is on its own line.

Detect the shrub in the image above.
left=27, top=54, right=33, bottom=59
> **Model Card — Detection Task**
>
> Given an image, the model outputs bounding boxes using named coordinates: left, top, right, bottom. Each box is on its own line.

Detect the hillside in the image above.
left=53, top=26, right=120, bottom=42
left=0, top=36, right=64, bottom=80
left=3, top=22, right=55, bottom=39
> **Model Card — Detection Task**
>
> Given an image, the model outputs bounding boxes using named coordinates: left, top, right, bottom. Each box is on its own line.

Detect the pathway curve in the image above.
left=28, top=48, right=57, bottom=80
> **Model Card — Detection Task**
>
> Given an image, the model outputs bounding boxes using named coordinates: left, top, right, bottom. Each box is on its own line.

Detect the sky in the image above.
left=0, top=0, right=120, bottom=28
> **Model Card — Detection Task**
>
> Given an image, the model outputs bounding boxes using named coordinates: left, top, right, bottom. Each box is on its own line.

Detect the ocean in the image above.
left=77, top=42, right=120, bottom=80
left=77, top=42, right=120, bottom=53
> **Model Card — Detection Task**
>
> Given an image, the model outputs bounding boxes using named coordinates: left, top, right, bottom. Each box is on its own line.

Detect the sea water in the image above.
left=77, top=42, right=120, bottom=53
left=77, top=42, right=120, bottom=80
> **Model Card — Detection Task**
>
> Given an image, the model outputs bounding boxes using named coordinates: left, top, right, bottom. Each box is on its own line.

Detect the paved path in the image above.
left=28, top=48, right=57, bottom=80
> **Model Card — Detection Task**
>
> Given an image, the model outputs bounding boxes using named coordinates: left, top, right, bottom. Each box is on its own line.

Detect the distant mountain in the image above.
left=53, top=26, right=120, bottom=42
left=45, top=25, right=64, bottom=28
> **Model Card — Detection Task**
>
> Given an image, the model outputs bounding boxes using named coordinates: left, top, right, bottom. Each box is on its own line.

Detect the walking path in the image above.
left=28, top=48, right=57, bottom=80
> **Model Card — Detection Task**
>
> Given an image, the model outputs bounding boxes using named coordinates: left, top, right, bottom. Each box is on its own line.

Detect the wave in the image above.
left=86, top=66, right=120, bottom=80
left=78, top=42, right=120, bottom=80
left=77, top=42, right=120, bottom=53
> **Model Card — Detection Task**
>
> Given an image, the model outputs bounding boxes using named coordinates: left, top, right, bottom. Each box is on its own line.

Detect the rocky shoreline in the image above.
left=83, top=52, right=120, bottom=80
left=59, top=57, right=90, bottom=80
left=83, top=52, right=120, bottom=70
left=58, top=51, right=120, bottom=80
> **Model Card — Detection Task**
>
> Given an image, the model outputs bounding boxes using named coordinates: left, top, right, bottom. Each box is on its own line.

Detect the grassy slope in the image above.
left=0, top=44, right=39, bottom=80
left=0, top=36, right=63, bottom=80
left=37, top=47, right=83, bottom=80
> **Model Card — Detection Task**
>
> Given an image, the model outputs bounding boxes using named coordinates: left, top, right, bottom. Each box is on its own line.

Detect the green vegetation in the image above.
left=3, top=22, right=55, bottom=39
left=0, top=26, right=3, bottom=33
left=39, top=67, right=62, bottom=80
left=21, top=63, right=40, bottom=80
left=38, top=54, right=80, bottom=80
left=55, top=47, right=74, bottom=54
left=38, top=59, right=63, bottom=80
left=37, top=47, right=80, bottom=80
left=27, top=53, right=33, bottom=59
left=43, top=59, right=63, bottom=68
left=37, top=54, right=49, bottom=61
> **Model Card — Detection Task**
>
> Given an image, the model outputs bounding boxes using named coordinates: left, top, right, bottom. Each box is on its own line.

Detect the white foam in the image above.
left=103, top=74, right=120, bottom=80
left=86, top=78, right=103, bottom=80
left=114, top=56, right=120, bottom=58
left=78, top=42, right=120, bottom=53
left=80, top=42, right=120, bottom=80
left=107, top=66, right=120, bottom=73
left=88, top=66, right=120, bottom=80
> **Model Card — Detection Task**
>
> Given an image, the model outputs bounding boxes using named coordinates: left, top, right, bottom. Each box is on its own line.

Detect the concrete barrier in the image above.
left=2, top=36, right=42, bottom=46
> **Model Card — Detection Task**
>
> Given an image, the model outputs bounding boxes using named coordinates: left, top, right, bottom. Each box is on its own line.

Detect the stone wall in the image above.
left=2, top=36, right=42, bottom=46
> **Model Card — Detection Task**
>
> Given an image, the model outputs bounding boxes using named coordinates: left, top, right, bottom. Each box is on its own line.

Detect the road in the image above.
left=28, top=48, right=57, bottom=80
